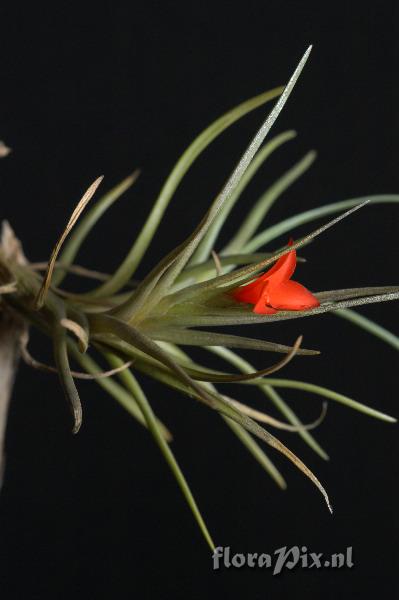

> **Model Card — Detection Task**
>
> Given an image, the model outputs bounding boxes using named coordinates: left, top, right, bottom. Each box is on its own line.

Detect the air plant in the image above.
left=0, top=47, right=398, bottom=551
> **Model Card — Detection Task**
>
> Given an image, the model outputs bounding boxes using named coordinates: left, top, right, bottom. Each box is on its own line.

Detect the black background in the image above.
left=0, top=2, right=398, bottom=599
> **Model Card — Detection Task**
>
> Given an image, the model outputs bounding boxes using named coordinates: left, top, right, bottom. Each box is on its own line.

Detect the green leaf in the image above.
left=159, top=288, right=399, bottom=329
left=105, top=352, right=215, bottom=551
left=53, top=172, right=140, bottom=286
left=334, top=308, right=399, bottom=351
left=176, top=251, right=287, bottom=286
left=260, top=386, right=329, bottom=460
left=145, top=340, right=288, bottom=488
left=96, top=339, right=286, bottom=514
left=92, top=330, right=332, bottom=512
left=206, top=345, right=328, bottom=459
left=244, top=195, right=399, bottom=252
left=315, top=286, right=399, bottom=303
left=68, top=342, right=172, bottom=441
left=152, top=341, right=302, bottom=383
left=245, top=377, right=396, bottom=423
left=53, top=321, right=82, bottom=434
left=222, top=418, right=287, bottom=489
left=223, top=150, right=316, bottom=254
left=89, top=313, right=222, bottom=410
left=109, top=49, right=312, bottom=324
left=141, top=47, right=313, bottom=310
left=216, top=393, right=332, bottom=512
left=122, top=331, right=394, bottom=424
left=190, top=130, right=297, bottom=265
left=147, top=327, right=319, bottom=355
left=135, top=335, right=302, bottom=384
left=160, top=341, right=288, bottom=488
left=86, top=87, right=285, bottom=299
left=162, top=200, right=371, bottom=309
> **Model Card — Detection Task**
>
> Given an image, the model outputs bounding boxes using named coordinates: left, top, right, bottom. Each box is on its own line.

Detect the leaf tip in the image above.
left=72, top=406, right=82, bottom=434
left=386, top=415, right=397, bottom=424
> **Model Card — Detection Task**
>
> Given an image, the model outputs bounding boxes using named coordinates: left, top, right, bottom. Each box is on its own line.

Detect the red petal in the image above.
left=251, top=282, right=276, bottom=313
left=262, top=247, right=296, bottom=285
left=267, top=280, right=320, bottom=311
left=232, top=242, right=296, bottom=303
left=253, top=298, right=278, bottom=314
left=232, top=279, right=264, bottom=303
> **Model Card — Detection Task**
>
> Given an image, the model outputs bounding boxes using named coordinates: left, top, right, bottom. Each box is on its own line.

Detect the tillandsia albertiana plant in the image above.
left=0, top=47, right=398, bottom=550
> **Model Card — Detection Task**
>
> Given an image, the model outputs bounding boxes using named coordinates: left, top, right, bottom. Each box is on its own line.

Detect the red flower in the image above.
left=232, top=240, right=320, bottom=314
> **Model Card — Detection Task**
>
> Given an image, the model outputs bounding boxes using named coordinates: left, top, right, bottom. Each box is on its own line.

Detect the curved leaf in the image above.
left=207, top=345, right=328, bottom=459
left=244, top=195, right=399, bottom=252
left=147, top=327, right=318, bottom=355
left=246, top=378, right=396, bottom=422
left=53, top=172, right=140, bottom=286
left=53, top=322, right=82, bottom=434
left=335, top=308, right=399, bottom=351
left=223, top=150, right=316, bottom=254
left=87, top=88, right=285, bottom=298
left=190, top=130, right=297, bottom=265
left=105, top=352, right=215, bottom=551
left=68, top=342, right=172, bottom=441
left=141, top=47, right=313, bottom=311
left=162, top=200, right=371, bottom=309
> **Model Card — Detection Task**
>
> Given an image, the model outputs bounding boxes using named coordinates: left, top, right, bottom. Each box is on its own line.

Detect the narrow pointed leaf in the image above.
left=105, top=352, right=215, bottom=551
left=53, top=171, right=140, bottom=286
left=246, top=377, right=396, bottom=422
left=159, top=289, right=399, bottom=328
left=244, top=195, right=399, bottom=252
left=111, top=50, right=312, bottom=322
left=335, top=308, right=399, bottom=351
left=223, top=418, right=287, bottom=489
left=68, top=342, right=172, bottom=441
left=87, top=87, right=284, bottom=298
left=207, top=345, right=328, bottom=459
left=162, top=200, right=371, bottom=308
left=261, top=386, right=329, bottom=459
left=218, top=394, right=332, bottom=513
left=223, top=150, right=316, bottom=254
left=144, top=47, right=313, bottom=308
left=177, top=252, right=284, bottom=285
left=147, top=327, right=319, bottom=355
left=35, top=176, right=104, bottom=309
left=226, top=396, right=328, bottom=432
left=160, top=342, right=288, bottom=488
left=89, top=314, right=221, bottom=410
left=315, top=286, right=399, bottom=303
left=159, top=336, right=302, bottom=383
left=126, top=337, right=287, bottom=487
left=191, top=130, right=297, bottom=265
left=53, top=323, right=82, bottom=434
left=92, top=334, right=331, bottom=511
